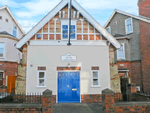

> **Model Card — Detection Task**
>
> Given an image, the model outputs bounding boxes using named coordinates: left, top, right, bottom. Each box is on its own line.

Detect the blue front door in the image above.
left=58, top=72, right=80, bottom=103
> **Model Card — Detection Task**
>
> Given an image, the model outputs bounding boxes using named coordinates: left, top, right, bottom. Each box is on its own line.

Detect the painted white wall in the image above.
left=0, top=38, right=21, bottom=62
left=26, top=45, right=111, bottom=95
left=0, top=9, right=23, bottom=39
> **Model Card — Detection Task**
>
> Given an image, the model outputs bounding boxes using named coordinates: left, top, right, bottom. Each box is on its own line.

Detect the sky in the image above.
left=0, top=0, right=139, bottom=33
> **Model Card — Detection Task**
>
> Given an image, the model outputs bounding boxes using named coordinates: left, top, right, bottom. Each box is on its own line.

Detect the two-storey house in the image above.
left=104, top=7, right=150, bottom=93
left=0, top=6, right=24, bottom=94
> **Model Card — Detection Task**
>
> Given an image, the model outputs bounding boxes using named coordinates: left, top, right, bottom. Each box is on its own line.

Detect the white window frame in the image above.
left=61, top=20, right=77, bottom=41
left=0, top=43, right=5, bottom=59
left=91, top=70, right=100, bottom=87
left=106, top=26, right=111, bottom=34
left=37, top=71, right=46, bottom=87
left=12, top=26, right=18, bottom=38
left=125, top=18, right=133, bottom=35
left=117, top=43, right=125, bottom=60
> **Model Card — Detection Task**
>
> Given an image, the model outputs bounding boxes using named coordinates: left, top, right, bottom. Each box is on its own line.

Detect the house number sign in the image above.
left=61, top=53, right=76, bottom=62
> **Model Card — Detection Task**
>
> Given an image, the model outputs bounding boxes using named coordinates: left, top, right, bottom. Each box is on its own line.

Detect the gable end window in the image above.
left=0, top=43, right=5, bottom=58
left=13, top=26, right=17, bottom=37
left=62, top=25, right=76, bottom=39
left=125, top=18, right=133, bottom=34
left=37, top=71, right=46, bottom=87
left=117, top=43, right=125, bottom=60
left=91, top=70, right=100, bottom=87
left=106, top=26, right=111, bottom=34
left=62, top=25, right=68, bottom=39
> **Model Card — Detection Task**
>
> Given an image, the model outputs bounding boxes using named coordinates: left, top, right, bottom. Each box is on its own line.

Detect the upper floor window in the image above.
left=0, top=43, right=5, bottom=58
left=70, top=25, right=75, bottom=39
left=62, top=25, right=76, bottom=39
left=0, top=16, right=2, bottom=20
left=62, top=25, right=68, bottom=39
left=125, top=18, right=133, bottom=34
left=13, top=26, right=17, bottom=37
left=106, top=26, right=111, bottom=34
left=117, top=43, right=125, bottom=59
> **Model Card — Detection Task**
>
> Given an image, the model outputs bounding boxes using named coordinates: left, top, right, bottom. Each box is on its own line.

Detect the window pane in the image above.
left=0, top=48, right=4, bottom=57
left=39, top=79, right=44, bottom=86
left=107, top=28, right=110, bottom=33
left=93, top=79, right=98, bottom=85
left=119, top=51, right=124, bottom=58
left=39, top=72, right=44, bottom=78
left=118, top=46, right=123, bottom=51
left=0, top=43, right=4, bottom=48
left=127, top=19, right=131, bottom=25
left=62, top=25, right=68, bottom=39
left=13, top=30, right=16, bottom=37
left=70, top=25, right=75, bottom=39
left=93, top=71, right=98, bottom=79
left=0, top=73, right=3, bottom=80
left=14, top=26, right=17, bottom=30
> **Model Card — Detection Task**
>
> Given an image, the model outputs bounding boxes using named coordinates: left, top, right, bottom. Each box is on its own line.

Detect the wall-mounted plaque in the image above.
left=61, top=53, right=76, bottom=62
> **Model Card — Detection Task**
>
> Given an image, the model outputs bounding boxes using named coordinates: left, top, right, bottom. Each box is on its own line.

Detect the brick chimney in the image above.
left=138, top=0, right=150, bottom=18
left=138, top=0, right=150, bottom=93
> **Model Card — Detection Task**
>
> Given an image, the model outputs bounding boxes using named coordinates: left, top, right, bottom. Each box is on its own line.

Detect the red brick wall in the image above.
left=0, top=61, right=18, bottom=86
left=81, top=94, right=102, bottom=103
left=117, top=62, right=132, bottom=81
left=117, top=61, right=143, bottom=90
left=131, top=61, right=142, bottom=89
left=115, top=106, right=150, bottom=113
left=139, top=1, right=150, bottom=93
left=102, top=88, right=150, bottom=113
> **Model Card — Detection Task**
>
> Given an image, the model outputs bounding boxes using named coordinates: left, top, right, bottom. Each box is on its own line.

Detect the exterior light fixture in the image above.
left=68, top=63, right=70, bottom=68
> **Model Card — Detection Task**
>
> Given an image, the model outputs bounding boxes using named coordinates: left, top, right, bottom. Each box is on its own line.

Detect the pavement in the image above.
left=52, top=103, right=103, bottom=113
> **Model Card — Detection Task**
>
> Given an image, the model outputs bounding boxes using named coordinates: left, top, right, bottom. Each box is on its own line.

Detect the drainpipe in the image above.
left=67, top=0, right=72, bottom=46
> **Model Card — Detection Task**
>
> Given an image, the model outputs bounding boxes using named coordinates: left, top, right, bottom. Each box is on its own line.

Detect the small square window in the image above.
left=6, top=19, right=8, bottom=22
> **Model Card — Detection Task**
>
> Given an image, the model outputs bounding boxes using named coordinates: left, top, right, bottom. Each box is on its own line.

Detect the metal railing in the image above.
left=0, top=92, right=42, bottom=104
left=115, top=92, right=150, bottom=102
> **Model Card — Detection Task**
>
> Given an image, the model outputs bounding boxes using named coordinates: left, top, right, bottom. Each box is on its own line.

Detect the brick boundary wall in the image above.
left=0, top=89, right=56, bottom=113
left=81, top=94, right=102, bottom=103
left=102, top=88, right=150, bottom=113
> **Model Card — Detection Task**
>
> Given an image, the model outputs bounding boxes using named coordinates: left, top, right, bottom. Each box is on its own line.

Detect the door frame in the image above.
left=0, top=71, right=4, bottom=86
left=56, top=70, right=81, bottom=103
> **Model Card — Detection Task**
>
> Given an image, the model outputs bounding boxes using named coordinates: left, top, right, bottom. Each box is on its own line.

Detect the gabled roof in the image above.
left=15, top=0, right=121, bottom=49
left=104, top=9, right=150, bottom=28
left=0, top=6, right=25, bottom=35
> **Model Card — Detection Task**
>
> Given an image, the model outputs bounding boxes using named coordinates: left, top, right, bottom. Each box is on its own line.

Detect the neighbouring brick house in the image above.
left=104, top=0, right=150, bottom=93
left=15, top=0, right=121, bottom=103
left=0, top=6, right=24, bottom=94
left=138, top=0, right=150, bottom=93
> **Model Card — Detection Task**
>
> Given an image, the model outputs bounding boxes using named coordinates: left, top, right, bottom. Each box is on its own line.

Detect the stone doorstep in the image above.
left=0, top=104, right=42, bottom=109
